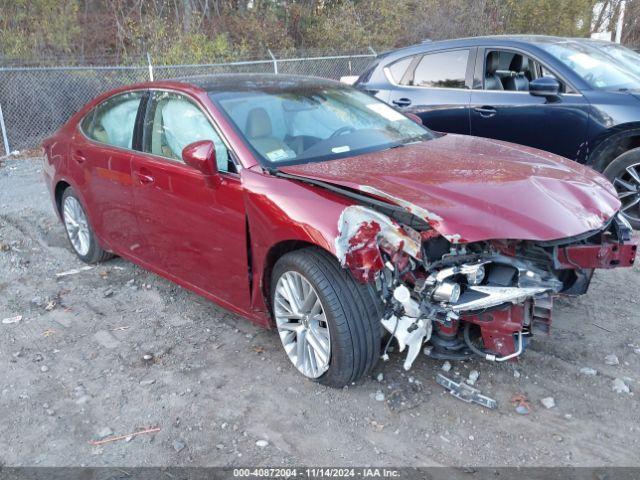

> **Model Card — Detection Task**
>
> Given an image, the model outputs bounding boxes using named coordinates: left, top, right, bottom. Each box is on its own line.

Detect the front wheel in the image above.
left=603, top=147, right=640, bottom=229
left=271, top=248, right=382, bottom=388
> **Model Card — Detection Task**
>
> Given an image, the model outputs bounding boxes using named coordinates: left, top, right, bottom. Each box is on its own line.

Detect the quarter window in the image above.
left=143, top=91, right=232, bottom=172
left=387, top=56, right=413, bottom=83
left=410, top=50, right=469, bottom=88
left=82, top=91, right=144, bottom=148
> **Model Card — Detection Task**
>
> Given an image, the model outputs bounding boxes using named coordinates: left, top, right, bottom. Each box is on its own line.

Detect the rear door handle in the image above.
left=473, top=106, right=497, bottom=117
left=71, top=150, right=86, bottom=164
left=135, top=168, right=155, bottom=185
left=392, top=98, right=412, bottom=107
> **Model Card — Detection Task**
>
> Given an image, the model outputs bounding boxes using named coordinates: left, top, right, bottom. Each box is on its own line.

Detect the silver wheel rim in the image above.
left=613, top=162, right=640, bottom=223
left=274, top=271, right=331, bottom=379
left=63, top=196, right=91, bottom=256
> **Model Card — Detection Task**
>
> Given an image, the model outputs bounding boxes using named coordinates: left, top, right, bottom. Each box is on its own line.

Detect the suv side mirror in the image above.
left=529, top=77, right=560, bottom=98
left=182, top=140, right=219, bottom=184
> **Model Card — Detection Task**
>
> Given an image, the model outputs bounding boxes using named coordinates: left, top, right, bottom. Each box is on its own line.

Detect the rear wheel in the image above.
left=603, top=148, right=640, bottom=229
left=271, top=247, right=382, bottom=388
left=61, top=187, right=113, bottom=263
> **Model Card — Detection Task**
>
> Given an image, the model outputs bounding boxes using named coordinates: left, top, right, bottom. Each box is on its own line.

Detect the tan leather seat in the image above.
left=245, top=107, right=290, bottom=157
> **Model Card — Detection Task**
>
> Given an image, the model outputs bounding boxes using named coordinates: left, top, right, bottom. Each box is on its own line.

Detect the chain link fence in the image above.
left=0, top=51, right=376, bottom=156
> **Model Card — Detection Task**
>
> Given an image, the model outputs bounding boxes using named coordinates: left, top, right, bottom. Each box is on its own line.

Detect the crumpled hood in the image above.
left=280, top=134, right=621, bottom=243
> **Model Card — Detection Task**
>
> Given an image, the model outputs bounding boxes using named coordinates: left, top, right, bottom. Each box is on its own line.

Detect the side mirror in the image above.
left=182, top=140, right=219, bottom=183
left=529, top=77, right=560, bottom=98
left=405, top=112, right=423, bottom=125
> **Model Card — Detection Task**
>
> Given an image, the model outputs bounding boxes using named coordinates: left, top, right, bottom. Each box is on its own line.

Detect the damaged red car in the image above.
left=43, top=74, right=637, bottom=387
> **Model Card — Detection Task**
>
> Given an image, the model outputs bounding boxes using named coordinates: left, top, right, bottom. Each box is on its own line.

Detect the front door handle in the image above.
left=392, top=98, right=412, bottom=107
left=473, top=106, right=497, bottom=117
left=135, top=169, right=155, bottom=185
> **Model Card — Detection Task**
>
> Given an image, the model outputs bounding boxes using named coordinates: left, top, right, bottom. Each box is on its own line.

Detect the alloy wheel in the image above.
left=612, top=162, right=640, bottom=225
left=63, top=196, right=91, bottom=256
left=274, top=271, right=331, bottom=379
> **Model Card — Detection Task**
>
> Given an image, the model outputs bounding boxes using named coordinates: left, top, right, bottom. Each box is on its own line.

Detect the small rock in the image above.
left=143, top=354, right=154, bottom=361
left=172, top=440, right=186, bottom=452
left=441, top=361, right=452, bottom=372
left=633, top=347, right=640, bottom=355
left=374, top=390, right=385, bottom=402
left=468, top=435, right=474, bottom=441
left=256, top=440, right=269, bottom=448
left=139, top=379, right=156, bottom=386
left=612, top=378, right=630, bottom=394
left=2, top=315, right=23, bottom=325
left=103, top=289, right=114, bottom=298
left=513, top=369, right=521, bottom=379
left=467, top=370, right=479, bottom=386
left=552, top=434, right=563, bottom=443
left=40, top=365, right=49, bottom=373
left=216, top=443, right=224, bottom=450
left=540, top=397, right=556, bottom=409
left=97, top=427, right=113, bottom=439
left=376, top=373, right=384, bottom=382
left=604, top=354, right=619, bottom=366
left=580, top=367, right=598, bottom=376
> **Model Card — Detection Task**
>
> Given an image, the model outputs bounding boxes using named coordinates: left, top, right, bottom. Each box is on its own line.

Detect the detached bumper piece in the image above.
left=436, top=373, right=497, bottom=409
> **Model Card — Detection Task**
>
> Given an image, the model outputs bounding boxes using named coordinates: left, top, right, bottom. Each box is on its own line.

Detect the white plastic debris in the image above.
left=467, top=370, right=479, bottom=386
left=441, top=361, right=452, bottom=372
left=540, top=397, right=556, bottom=409
left=2, top=315, right=22, bottom=324
left=56, top=266, right=94, bottom=278
left=256, top=440, right=269, bottom=448
left=580, top=367, right=598, bottom=376
left=604, top=354, right=619, bottom=366
left=612, top=378, right=631, bottom=394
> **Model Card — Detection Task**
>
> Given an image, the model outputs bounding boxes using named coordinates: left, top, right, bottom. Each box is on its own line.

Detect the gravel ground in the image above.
left=1, top=157, right=639, bottom=467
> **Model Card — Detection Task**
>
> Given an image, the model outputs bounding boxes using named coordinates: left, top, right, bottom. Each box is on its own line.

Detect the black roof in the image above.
left=183, top=73, right=344, bottom=93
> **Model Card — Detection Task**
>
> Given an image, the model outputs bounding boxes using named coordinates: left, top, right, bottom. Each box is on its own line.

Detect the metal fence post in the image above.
left=147, top=52, right=154, bottom=81
left=0, top=103, right=11, bottom=157
left=268, top=49, right=278, bottom=74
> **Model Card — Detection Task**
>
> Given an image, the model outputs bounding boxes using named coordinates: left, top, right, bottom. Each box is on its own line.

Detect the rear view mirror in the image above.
left=182, top=140, right=218, bottom=175
left=529, top=77, right=560, bottom=98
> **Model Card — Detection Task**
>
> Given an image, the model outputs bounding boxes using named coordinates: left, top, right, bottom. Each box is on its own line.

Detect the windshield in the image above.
left=539, top=41, right=640, bottom=91
left=209, top=87, right=434, bottom=166
left=592, top=42, right=640, bottom=79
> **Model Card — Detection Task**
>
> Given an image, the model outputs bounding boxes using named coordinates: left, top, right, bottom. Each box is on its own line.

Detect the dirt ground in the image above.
left=1, top=157, right=639, bottom=467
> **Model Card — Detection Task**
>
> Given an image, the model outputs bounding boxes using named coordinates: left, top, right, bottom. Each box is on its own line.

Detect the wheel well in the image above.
left=54, top=181, right=71, bottom=216
left=589, top=130, right=640, bottom=172
left=261, top=240, right=328, bottom=314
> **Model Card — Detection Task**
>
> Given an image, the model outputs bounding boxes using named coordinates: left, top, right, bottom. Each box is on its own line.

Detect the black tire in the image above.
left=603, top=147, right=640, bottom=229
left=61, top=187, right=113, bottom=263
left=271, top=247, right=382, bottom=388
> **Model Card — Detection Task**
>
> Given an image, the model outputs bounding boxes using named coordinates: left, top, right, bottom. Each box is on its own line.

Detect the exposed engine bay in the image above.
left=334, top=202, right=637, bottom=371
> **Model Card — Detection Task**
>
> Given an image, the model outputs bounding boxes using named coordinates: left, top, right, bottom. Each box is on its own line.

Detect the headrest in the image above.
left=509, top=54, right=525, bottom=72
left=486, top=51, right=500, bottom=74
left=245, top=108, right=272, bottom=139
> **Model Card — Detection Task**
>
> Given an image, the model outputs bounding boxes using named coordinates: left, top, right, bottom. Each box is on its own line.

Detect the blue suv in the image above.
left=355, top=35, right=640, bottom=228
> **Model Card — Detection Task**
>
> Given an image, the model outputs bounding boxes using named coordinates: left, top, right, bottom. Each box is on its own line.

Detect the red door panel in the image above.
left=131, top=153, right=250, bottom=309
left=70, top=133, right=141, bottom=254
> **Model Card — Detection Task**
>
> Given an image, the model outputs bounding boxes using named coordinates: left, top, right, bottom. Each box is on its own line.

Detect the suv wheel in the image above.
left=603, top=147, right=640, bottom=229
left=271, top=247, right=382, bottom=388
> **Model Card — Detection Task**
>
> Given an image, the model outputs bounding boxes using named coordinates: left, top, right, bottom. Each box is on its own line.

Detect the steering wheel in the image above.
left=330, top=126, right=356, bottom=138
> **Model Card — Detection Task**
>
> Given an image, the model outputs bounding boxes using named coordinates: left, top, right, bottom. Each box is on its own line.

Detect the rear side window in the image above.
left=81, top=91, right=144, bottom=149
left=410, top=50, right=469, bottom=89
left=387, top=56, right=413, bottom=83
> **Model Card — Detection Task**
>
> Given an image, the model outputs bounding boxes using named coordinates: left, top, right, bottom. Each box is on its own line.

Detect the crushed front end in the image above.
left=336, top=205, right=637, bottom=370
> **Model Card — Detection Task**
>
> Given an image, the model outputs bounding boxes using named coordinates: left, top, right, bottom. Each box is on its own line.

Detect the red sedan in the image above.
left=43, top=75, right=637, bottom=387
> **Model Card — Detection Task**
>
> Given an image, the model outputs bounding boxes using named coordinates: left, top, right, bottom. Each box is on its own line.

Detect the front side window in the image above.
left=82, top=91, right=144, bottom=149
left=143, top=91, right=231, bottom=172
left=209, top=87, right=434, bottom=167
left=539, top=41, right=640, bottom=91
left=409, top=50, right=469, bottom=89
